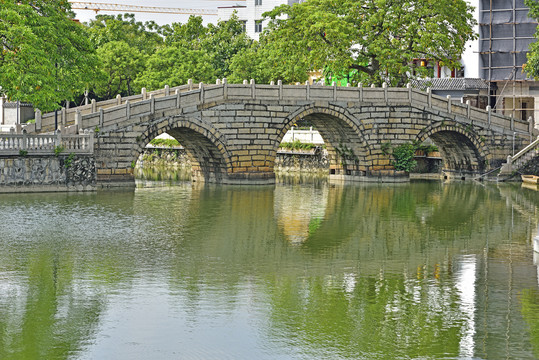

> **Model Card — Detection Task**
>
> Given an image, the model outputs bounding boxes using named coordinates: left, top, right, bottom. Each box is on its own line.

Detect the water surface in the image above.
left=0, top=181, right=538, bottom=359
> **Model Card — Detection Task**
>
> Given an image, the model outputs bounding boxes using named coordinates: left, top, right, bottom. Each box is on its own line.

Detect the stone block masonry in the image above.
left=28, top=82, right=533, bottom=186
left=0, top=154, right=96, bottom=193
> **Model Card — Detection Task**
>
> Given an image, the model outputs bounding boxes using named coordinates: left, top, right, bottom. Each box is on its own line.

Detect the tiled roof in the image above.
left=410, top=78, right=489, bottom=91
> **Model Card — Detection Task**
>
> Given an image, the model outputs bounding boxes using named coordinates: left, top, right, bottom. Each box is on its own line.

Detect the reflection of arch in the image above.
left=417, top=122, right=489, bottom=175
left=137, top=117, right=231, bottom=183
left=279, top=105, right=372, bottom=175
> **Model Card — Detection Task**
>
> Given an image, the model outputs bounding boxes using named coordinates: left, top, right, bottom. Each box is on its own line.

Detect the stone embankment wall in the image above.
left=137, top=147, right=330, bottom=175
left=0, top=155, right=95, bottom=192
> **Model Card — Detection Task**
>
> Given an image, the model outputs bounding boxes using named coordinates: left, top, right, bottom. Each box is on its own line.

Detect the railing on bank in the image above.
left=25, top=79, right=531, bottom=137
left=0, top=129, right=94, bottom=155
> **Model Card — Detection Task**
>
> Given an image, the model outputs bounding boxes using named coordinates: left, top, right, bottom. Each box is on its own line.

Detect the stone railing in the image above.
left=499, top=135, right=539, bottom=175
left=26, top=79, right=530, bottom=136
left=0, top=129, right=94, bottom=155
left=281, top=127, right=324, bottom=144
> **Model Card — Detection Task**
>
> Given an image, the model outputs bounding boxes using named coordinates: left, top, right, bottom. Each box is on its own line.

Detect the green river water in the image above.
left=1, top=179, right=539, bottom=359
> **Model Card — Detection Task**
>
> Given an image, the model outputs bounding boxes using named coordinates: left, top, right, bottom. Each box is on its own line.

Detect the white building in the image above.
left=217, top=0, right=302, bottom=41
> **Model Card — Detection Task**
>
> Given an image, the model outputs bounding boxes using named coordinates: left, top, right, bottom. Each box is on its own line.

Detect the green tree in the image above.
left=524, top=0, right=539, bottom=79
left=93, top=40, right=146, bottom=98
left=86, top=13, right=163, bottom=55
left=0, top=0, right=98, bottom=111
left=135, top=45, right=215, bottom=90
left=244, top=0, right=477, bottom=86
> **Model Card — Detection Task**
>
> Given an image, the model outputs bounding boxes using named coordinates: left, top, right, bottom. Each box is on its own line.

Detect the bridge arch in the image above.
left=137, top=117, right=232, bottom=183
left=279, top=105, right=372, bottom=176
left=416, top=121, right=490, bottom=177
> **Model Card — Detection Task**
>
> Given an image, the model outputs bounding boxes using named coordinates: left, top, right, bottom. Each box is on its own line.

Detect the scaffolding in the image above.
left=479, top=0, right=538, bottom=121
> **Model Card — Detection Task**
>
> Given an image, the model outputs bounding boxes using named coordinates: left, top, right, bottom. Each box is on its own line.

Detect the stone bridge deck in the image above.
left=28, top=81, right=533, bottom=185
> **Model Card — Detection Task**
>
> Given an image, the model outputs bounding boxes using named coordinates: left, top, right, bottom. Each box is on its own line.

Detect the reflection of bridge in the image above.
left=29, top=81, right=532, bottom=185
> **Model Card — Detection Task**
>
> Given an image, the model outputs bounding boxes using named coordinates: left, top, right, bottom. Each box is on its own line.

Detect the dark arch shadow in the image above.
left=417, top=122, right=489, bottom=177
left=277, top=105, right=372, bottom=176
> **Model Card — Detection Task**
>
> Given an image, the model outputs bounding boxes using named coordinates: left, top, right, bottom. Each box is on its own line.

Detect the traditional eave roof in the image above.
left=410, top=78, right=489, bottom=91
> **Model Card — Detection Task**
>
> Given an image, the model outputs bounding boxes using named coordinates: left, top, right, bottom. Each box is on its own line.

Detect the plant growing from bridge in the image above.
left=54, top=145, right=65, bottom=157
left=391, top=143, right=417, bottom=172
left=64, top=153, right=76, bottom=169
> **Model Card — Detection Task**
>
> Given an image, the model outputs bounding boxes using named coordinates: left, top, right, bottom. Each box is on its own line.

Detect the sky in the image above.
left=72, top=0, right=243, bottom=25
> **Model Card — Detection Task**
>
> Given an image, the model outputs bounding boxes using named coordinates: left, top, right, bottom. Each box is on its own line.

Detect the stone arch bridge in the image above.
left=29, top=80, right=533, bottom=185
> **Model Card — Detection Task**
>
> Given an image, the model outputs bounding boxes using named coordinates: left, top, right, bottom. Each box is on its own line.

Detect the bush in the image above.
left=391, top=143, right=417, bottom=172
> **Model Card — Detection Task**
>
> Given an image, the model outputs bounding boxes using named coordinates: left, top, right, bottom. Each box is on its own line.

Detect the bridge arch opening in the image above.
left=137, top=122, right=230, bottom=183
left=277, top=107, right=370, bottom=177
left=417, top=127, right=487, bottom=179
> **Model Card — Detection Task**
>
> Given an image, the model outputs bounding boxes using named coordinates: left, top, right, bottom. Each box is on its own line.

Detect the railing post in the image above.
left=22, top=129, right=27, bottom=151
left=199, top=82, right=204, bottom=103
left=75, top=109, right=81, bottom=133
left=278, top=80, right=283, bottom=100
left=306, top=80, right=310, bottom=100
left=164, top=84, right=170, bottom=96
left=382, top=82, right=388, bottom=103
left=466, top=100, right=471, bottom=119
left=511, top=113, right=514, bottom=131
left=250, top=79, right=255, bottom=99
left=333, top=82, right=337, bottom=101
left=61, top=107, right=66, bottom=128
left=87, top=129, right=94, bottom=153
left=35, top=109, right=42, bottom=132
left=358, top=82, right=363, bottom=102
left=141, top=87, right=147, bottom=100
left=175, top=89, right=181, bottom=108
left=126, top=100, right=131, bottom=119
left=99, top=108, right=104, bottom=128
left=447, top=95, right=452, bottom=113
left=188, top=79, right=193, bottom=91
left=55, top=129, right=62, bottom=148
left=426, top=87, right=432, bottom=108
left=223, top=78, right=228, bottom=100
left=116, top=94, right=121, bottom=105
left=407, top=83, right=412, bottom=102
left=150, top=94, right=155, bottom=114
left=91, top=99, right=96, bottom=113
left=486, top=105, right=491, bottom=128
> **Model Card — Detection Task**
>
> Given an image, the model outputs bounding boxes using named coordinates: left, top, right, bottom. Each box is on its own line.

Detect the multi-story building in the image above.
left=217, top=0, right=302, bottom=41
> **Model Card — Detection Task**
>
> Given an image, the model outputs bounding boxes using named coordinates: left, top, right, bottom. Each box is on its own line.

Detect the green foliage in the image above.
left=131, top=160, right=136, bottom=169
left=381, top=142, right=392, bottom=155
left=391, top=143, right=417, bottom=172
left=335, top=143, right=357, bottom=167
left=525, top=0, right=539, bottom=79
left=64, top=152, right=76, bottom=168
left=135, top=45, right=214, bottom=89
left=54, top=145, right=65, bottom=157
left=19, top=149, right=28, bottom=157
left=415, top=144, right=439, bottom=153
left=0, top=0, right=98, bottom=111
left=279, top=140, right=318, bottom=151
left=25, top=119, right=35, bottom=124
left=94, top=126, right=100, bottom=134
left=150, top=138, right=181, bottom=147
left=92, top=40, right=145, bottom=98
left=248, top=0, right=477, bottom=86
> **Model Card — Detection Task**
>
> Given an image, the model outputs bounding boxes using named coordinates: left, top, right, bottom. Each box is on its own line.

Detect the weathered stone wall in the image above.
left=31, top=83, right=529, bottom=185
left=0, top=155, right=95, bottom=192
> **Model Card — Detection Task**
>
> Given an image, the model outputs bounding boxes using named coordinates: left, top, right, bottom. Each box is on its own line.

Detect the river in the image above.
left=1, top=179, right=539, bottom=359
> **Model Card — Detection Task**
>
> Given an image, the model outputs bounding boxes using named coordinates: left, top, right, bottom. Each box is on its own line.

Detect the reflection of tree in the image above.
left=0, top=248, right=104, bottom=360
left=520, top=289, right=539, bottom=359
left=264, top=272, right=462, bottom=359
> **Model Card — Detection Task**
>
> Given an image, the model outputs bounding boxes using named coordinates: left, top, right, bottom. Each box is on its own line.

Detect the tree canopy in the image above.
left=524, top=0, right=539, bottom=79
left=0, top=0, right=98, bottom=111
left=230, top=0, right=478, bottom=86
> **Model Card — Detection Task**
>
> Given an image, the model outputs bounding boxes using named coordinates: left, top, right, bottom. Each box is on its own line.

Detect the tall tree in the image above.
left=230, top=0, right=477, bottom=86
left=0, top=0, right=98, bottom=111
left=524, top=0, right=539, bottom=79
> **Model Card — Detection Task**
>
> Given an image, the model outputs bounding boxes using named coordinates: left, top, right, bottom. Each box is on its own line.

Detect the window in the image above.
left=255, top=0, right=262, bottom=5
left=255, top=20, right=263, bottom=33
left=240, top=20, right=247, bottom=32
